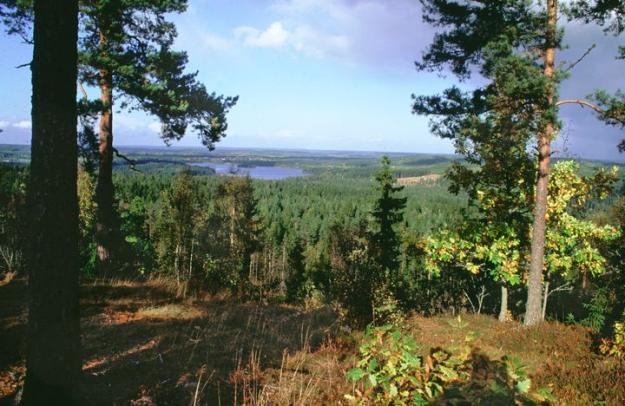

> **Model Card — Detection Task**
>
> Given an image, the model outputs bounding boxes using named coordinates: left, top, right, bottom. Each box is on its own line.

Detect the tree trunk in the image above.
left=525, top=0, right=557, bottom=327
left=174, top=243, right=180, bottom=287
left=477, top=285, right=487, bottom=315
left=21, top=0, right=81, bottom=404
left=542, top=281, right=550, bottom=321
left=95, top=29, right=115, bottom=271
left=498, top=284, right=508, bottom=322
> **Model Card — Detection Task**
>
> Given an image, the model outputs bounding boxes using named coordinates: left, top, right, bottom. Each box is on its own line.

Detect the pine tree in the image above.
left=1, top=1, right=239, bottom=269
left=414, top=0, right=625, bottom=326
left=153, top=169, right=200, bottom=297
left=77, top=1, right=238, bottom=269
left=285, top=236, right=307, bottom=303
left=21, top=0, right=82, bottom=403
left=369, top=156, right=406, bottom=323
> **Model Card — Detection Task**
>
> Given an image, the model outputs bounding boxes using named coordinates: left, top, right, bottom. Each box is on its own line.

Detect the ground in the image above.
left=1, top=278, right=624, bottom=405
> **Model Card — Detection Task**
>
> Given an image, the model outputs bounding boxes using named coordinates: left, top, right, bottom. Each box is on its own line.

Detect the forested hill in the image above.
left=2, top=145, right=625, bottom=403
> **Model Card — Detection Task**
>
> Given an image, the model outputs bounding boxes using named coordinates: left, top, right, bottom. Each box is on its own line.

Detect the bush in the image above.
left=345, top=324, right=555, bottom=405
left=600, top=314, right=625, bottom=358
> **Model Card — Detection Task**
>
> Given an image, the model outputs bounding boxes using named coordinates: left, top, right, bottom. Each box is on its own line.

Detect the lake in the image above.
left=189, top=162, right=306, bottom=180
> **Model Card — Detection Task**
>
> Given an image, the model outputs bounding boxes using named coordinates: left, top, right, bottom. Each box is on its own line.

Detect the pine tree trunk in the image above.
left=95, top=31, right=115, bottom=271
left=22, top=0, right=81, bottom=403
left=525, top=0, right=557, bottom=327
left=498, top=284, right=508, bottom=322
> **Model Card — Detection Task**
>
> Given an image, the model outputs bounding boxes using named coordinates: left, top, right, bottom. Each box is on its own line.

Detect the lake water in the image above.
left=189, top=162, right=306, bottom=180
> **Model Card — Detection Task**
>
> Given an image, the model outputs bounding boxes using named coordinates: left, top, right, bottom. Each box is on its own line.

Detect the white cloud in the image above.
left=234, top=20, right=348, bottom=58
left=235, top=22, right=289, bottom=48
left=269, top=0, right=428, bottom=68
left=148, top=122, right=162, bottom=133
left=290, top=24, right=348, bottom=58
left=115, top=115, right=146, bottom=131
left=12, top=120, right=31, bottom=129
left=0, top=120, right=9, bottom=128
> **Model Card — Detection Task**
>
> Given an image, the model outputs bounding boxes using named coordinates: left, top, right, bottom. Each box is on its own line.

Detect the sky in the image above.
left=0, top=0, right=624, bottom=160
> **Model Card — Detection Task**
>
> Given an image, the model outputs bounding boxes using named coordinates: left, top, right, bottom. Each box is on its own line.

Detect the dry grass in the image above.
left=0, top=277, right=341, bottom=405
left=407, top=314, right=592, bottom=371
left=1, top=278, right=624, bottom=405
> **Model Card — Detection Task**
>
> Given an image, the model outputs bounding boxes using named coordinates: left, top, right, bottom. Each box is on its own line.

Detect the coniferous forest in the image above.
left=2, top=0, right=625, bottom=405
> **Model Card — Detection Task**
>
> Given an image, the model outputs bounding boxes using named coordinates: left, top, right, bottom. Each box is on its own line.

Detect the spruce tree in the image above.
left=370, top=156, right=407, bottom=275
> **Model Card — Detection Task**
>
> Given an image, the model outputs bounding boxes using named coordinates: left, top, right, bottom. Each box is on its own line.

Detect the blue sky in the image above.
left=1, top=0, right=624, bottom=160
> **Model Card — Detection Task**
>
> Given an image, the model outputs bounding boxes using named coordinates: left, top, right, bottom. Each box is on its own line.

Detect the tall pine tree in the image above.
left=1, top=0, right=238, bottom=269
left=78, top=1, right=238, bottom=269
left=22, top=0, right=82, bottom=403
left=414, top=0, right=625, bottom=325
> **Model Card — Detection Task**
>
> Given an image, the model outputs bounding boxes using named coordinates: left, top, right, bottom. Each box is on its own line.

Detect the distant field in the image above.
left=397, top=174, right=443, bottom=186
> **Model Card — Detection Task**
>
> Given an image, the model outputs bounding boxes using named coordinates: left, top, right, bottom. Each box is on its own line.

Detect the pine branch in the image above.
left=564, top=44, right=596, bottom=72
left=557, top=98, right=625, bottom=126
left=112, top=147, right=141, bottom=173
left=556, top=98, right=604, bottom=114
left=15, top=61, right=31, bottom=69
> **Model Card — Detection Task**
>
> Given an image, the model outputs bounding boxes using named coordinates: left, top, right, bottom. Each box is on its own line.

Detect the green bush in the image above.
left=581, top=288, right=610, bottom=332
left=345, top=324, right=555, bottom=405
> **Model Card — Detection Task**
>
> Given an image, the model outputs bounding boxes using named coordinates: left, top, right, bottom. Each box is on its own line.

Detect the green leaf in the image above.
left=346, top=368, right=365, bottom=382
left=515, top=378, right=531, bottom=394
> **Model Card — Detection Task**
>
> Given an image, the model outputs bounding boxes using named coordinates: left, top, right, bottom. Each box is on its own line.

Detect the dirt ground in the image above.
left=0, top=278, right=342, bottom=405
left=2, top=278, right=624, bottom=405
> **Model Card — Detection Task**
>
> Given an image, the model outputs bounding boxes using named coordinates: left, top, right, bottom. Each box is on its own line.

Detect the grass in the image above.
left=1, top=278, right=624, bottom=405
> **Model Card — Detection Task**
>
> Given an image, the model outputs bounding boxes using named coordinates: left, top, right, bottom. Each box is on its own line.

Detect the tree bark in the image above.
left=542, top=281, right=550, bottom=321
left=21, top=0, right=81, bottom=404
left=95, top=30, right=115, bottom=271
left=525, top=0, right=557, bottom=327
left=498, top=284, right=509, bottom=322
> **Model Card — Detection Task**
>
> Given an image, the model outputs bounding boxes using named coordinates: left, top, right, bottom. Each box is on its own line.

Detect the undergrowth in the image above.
left=344, top=323, right=555, bottom=405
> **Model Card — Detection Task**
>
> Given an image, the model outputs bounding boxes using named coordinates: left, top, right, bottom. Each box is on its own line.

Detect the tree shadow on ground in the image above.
left=81, top=301, right=337, bottom=405
left=433, top=348, right=550, bottom=405
left=0, top=278, right=337, bottom=405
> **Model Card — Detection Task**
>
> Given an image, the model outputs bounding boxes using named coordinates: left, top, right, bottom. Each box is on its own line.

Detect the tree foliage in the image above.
left=426, top=161, right=619, bottom=321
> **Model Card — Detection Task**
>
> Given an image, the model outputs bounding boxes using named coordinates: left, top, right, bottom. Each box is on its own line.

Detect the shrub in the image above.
left=581, top=288, right=610, bottom=332
left=345, top=324, right=555, bottom=405
left=600, top=314, right=625, bottom=358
